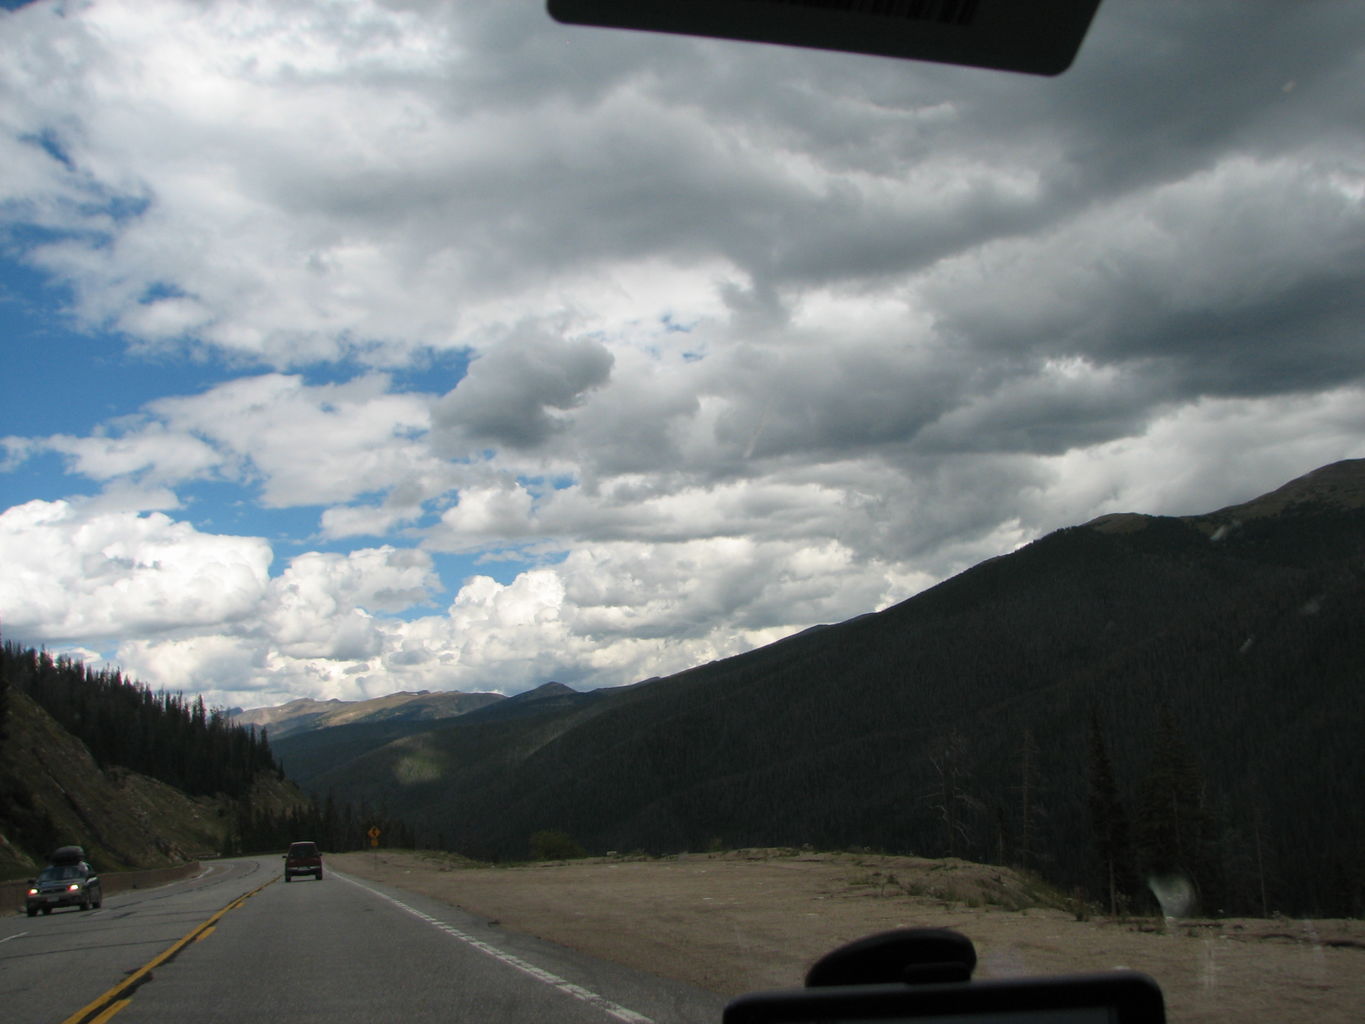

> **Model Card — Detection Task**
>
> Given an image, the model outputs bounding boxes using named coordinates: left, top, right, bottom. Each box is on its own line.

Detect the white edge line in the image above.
left=0, top=931, right=29, bottom=943
left=334, top=871, right=655, bottom=1024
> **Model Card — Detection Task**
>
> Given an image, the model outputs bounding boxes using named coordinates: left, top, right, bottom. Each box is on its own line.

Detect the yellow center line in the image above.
left=60, top=877, right=275, bottom=1024
left=88, top=998, right=133, bottom=1024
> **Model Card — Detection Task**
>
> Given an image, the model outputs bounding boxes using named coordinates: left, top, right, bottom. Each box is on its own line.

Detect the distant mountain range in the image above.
left=230, top=689, right=504, bottom=740
left=262, top=460, right=1365, bottom=917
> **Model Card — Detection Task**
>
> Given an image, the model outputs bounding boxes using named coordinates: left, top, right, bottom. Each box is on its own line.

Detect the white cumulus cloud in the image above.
left=0, top=499, right=271, bottom=641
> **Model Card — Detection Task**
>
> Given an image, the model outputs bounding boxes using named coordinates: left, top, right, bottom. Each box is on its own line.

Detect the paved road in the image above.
left=0, top=857, right=726, bottom=1024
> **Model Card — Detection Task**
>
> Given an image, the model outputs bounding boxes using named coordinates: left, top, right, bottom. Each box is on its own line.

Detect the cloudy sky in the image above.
left=2, top=1, right=1362, bottom=711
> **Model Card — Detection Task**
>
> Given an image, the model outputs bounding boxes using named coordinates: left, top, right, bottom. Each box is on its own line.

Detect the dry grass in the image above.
left=331, top=848, right=1362, bottom=1024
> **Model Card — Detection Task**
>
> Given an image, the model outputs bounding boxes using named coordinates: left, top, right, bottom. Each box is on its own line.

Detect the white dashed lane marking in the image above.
left=335, top=872, right=655, bottom=1024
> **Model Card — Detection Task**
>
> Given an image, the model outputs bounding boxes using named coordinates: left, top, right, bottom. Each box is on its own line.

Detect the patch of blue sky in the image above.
left=430, top=547, right=563, bottom=590
left=659, top=312, right=696, bottom=334
left=430, top=551, right=495, bottom=588
left=387, top=341, right=472, bottom=389
left=294, top=346, right=472, bottom=400
left=228, top=504, right=335, bottom=563
left=22, top=127, right=76, bottom=172
left=81, top=191, right=152, bottom=232
left=508, top=472, right=570, bottom=501
left=0, top=256, right=219, bottom=437
left=172, top=479, right=279, bottom=535
left=634, top=313, right=704, bottom=364
left=0, top=449, right=79, bottom=508
left=422, top=551, right=478, bottom=595
left=135, top=280, right=190, bottom=304
left=7, top=164, right=151, bottom=253
left=540, top=473, right=577, bottom=493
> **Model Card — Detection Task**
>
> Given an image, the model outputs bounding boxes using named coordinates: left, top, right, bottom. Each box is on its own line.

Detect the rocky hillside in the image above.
left=0, top=690, right=306, bottom=879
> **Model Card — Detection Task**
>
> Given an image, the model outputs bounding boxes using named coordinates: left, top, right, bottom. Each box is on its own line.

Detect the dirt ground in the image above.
left=330, top=849, right=1362, bottom=1024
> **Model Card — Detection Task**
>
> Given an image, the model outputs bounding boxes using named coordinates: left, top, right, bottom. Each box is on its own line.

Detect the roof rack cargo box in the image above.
left=50, top=845, right=87, bottom=865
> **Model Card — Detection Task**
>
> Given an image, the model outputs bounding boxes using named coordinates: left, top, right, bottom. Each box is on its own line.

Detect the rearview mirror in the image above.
left=548, top=0, right=1103, bottom=76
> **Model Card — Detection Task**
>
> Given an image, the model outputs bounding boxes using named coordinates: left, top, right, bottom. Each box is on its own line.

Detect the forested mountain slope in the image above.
left=0, top=690, right=231, bottom=877
left=272, top=461, right=1365, bottom=916
left=0, top=644, right=307, bottom=876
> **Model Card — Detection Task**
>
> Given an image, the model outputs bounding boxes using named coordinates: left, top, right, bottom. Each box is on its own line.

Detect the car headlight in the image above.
left=28, top=888, right=39, bottom=896
left=67, top=882, right=81, bottom=892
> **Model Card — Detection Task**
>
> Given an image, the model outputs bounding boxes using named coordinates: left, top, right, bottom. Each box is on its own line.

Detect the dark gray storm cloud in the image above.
left=381, top=1, right=1365, bottom=453
left=432, top=329, right=613, bottom=450
left=922, top=154, right=1365, bottom=405
left=395, top=2, right=1363, bottom=308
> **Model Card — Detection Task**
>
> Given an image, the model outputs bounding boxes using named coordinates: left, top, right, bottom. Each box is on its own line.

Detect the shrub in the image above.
left=530, top=829, right=586, bottom=861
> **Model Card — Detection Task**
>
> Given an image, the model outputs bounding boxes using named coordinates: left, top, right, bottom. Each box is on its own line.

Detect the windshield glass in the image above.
left=38, top=866, right=86, bottom=882
left=0, top=2, right=1360, bottom=1023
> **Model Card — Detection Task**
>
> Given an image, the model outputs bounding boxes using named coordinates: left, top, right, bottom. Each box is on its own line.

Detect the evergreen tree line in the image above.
left=232, top=793, right=418, bottom=856
left=0, top=637, right=424, bottom=860
left=997, top=706, right=1236, bottom=919
left=1091, top=705, right=1228, bottom=919
left=1, top=640, right=279, bottom=799
left=0, top=642, right=9, bottom=755
left=918, top=696, right=1352, bottom=919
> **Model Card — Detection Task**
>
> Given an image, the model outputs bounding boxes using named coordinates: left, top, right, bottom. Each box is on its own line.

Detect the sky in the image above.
left=1, top=1, right=1362, bottom=712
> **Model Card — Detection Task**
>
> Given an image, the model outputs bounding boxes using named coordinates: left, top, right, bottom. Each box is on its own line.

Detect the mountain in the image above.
left=277, top=461, right=1365, bottom=916
left=0, top=689, right=305, bottom=878
left=0, top=643, right=439, bottom=877
left=230, top=689, right=504, bottom=740
left=271, top=682, right=602, bottom=788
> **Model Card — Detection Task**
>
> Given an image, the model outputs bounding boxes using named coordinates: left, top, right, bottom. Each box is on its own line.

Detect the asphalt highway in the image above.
left=0, top=856, right=726, bottom=1024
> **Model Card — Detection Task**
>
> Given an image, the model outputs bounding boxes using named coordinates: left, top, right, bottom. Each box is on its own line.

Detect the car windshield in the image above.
left=38, top=866, right=86, bottom=882
left=0, top=3, right=1360, bottom=1024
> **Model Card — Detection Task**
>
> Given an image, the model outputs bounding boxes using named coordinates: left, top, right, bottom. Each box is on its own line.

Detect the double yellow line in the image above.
left=61, top=878, right=276, bottom=1024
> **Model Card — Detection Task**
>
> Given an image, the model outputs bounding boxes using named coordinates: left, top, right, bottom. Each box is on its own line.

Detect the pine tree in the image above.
left=1087, top=708, right=1131, bottom=916
left=924, top=728, right=981, bottom=857
left=0, top=631, right=10, bottom=756
left=1014, top=727, right=1045, bottom=870
left=1133, top=705, right=1214, bottom=913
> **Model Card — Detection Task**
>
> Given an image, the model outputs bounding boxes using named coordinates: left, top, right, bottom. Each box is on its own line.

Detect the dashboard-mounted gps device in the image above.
left=725, top=971, right=1166, bottom=1024
left=724, top=929, right=1166, bottom=1024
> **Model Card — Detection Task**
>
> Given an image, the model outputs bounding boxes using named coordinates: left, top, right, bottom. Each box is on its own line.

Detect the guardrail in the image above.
left=3, top=861, right=202, bottom=914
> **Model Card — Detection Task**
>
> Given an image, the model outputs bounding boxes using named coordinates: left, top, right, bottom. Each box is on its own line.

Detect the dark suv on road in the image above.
left=283, top=841, right=323, bottom=881
left=26, top=847, right=102, bottom=915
